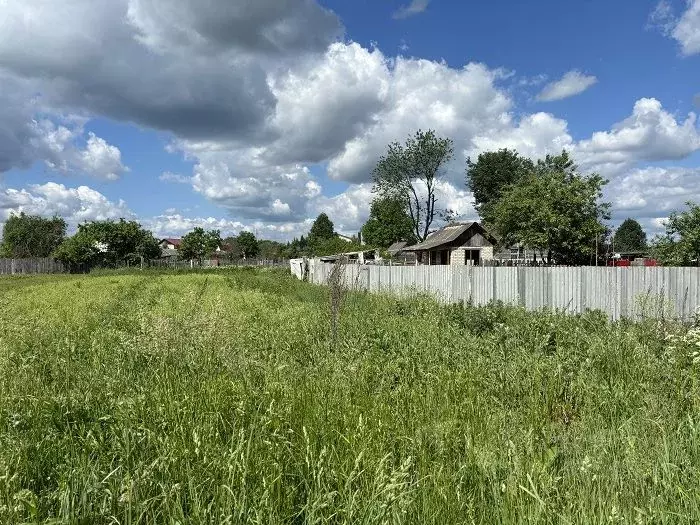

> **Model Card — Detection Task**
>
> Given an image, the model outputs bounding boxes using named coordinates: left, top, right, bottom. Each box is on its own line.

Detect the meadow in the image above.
left=0, top=268, right=698, bottom=524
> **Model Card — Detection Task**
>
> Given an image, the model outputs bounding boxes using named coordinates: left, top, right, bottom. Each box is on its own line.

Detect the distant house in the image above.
left=404, top=222, right=497, bottom=265
left=159, top=238, right=181, bottom=261
left=159, top=238, right=181, bottom=250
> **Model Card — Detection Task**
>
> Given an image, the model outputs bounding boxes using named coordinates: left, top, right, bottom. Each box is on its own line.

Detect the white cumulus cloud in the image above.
left=575, top=97, right=700, bottom=175
left=0, top=182, right=132, bottom=227
left=650, top=0, right=700, bottom=56
left=536, top=70, right=598, bottom=102
left=393, top=0, right=430, bottom=19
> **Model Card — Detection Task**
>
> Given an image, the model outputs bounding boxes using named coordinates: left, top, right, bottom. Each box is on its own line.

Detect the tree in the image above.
left=258, top=240, right=285, bottom=260
left=613, top=218, right=647, bottom=253
left=651, top=202, right=700, bottom=266
left=179, top=228, right=222, bottom=262
left=0, top=213, right=67, bottom=258
left=282, top=236, right=310, bottom=259
left=373, top=129, right=454, bottom=242
left=308, top=213, right=335, bottom=248
left=53, top=219, right=160, bottom=268
left=361, top=196, right=416, bottom=248
left=313, top=237, right=365, bottom=257
left=236, top=231, right=259, bottom=259
left=492, top=157, right=610, bottom=265
left=465, top=149, right=534, bottom=225
left=52, top=229, right=101, bottom=269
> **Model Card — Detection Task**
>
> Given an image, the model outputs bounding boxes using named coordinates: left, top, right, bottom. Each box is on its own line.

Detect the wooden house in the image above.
left=404, top=222, right=497, bottom=266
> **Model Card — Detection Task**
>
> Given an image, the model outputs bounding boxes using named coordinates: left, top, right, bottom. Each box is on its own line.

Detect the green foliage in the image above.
left=613, top=218, right=647, bottom=253
left=178, top=227, right=222, bottom=262
left=53, top=219, right=160, bottom=267
left=361, top=197, right=416, bottom=248
left=652, top=201, right=700, bottom=266
left=258, top=240, right=287, bottom=260
left=52, top=229, right=101, bottom=267
left=465, top=148, right=534, bottom=225
left=312, top=236, right=365, bottom=256
left=373, top=129, right=454, bottom=242
left=0, top=269, right=699, bottom=523
left=282, top=236, right=310, bottom=259
left=308, top=213, right=335, bottom=248
left=492, top=152, right=610, bottom=264
left=0, top=212, right=66, bottom=258
left=236, top=231, right=259, bottom=259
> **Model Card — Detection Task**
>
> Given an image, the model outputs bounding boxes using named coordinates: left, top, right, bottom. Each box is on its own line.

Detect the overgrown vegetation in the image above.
left=0, top=268, right=699, bottom=523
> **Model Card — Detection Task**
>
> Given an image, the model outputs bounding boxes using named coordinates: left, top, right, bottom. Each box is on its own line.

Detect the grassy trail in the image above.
left=0, top=268, right=698, bottom=524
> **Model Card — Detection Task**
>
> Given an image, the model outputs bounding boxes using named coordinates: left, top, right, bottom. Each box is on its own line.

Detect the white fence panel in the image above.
left=302, top=261, right=700, bottom=321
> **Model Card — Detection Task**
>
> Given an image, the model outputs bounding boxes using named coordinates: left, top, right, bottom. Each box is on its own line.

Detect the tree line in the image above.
left=358, top=129, right=700, bottom=266
left=0, top=212, right=365, bottom=268
left=1, top=129, right=698, bottom=266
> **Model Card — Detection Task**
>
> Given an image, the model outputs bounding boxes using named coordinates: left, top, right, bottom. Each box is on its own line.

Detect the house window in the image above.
left=466, top=249, right=480, bottom=265
left=428, top=250, right=450, bottom=265
left=440, top=250, right=450, bottom=265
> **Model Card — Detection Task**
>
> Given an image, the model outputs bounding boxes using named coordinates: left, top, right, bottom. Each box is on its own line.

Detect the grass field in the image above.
left=0, top=268, right=699, bottom=524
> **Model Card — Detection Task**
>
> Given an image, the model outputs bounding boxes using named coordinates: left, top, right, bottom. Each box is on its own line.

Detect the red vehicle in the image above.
left=608, top=252, right=659, bottom=267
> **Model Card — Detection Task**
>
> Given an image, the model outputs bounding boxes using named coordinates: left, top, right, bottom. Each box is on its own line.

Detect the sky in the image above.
left=0, top=0, right=699, bottom=240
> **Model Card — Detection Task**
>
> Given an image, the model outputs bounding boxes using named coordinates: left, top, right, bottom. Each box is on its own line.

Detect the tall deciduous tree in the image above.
left=465, top=149, right=534, bottom=225
left=652, top=202, right=700, bottom=266
left=308, top=213, right=335, bottom=247
left=0, top=213, right=67, bottom=258
left=373, top=129, right=454, bottom=242
left=179, top=228, right=222, bottom=262
left=613, top=218, right=647, bottom=253
left=236, top=231, right=259, bottom=259
left=361, top=197, right=416, bottom=248
left=493, top=156, right=610, bottom=265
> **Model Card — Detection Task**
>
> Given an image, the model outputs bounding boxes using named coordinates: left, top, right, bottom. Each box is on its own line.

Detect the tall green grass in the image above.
left=0, top=268, right=698, bottom=523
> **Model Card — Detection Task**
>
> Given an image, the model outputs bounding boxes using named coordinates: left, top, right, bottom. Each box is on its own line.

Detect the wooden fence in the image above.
left=0, top=258, right=65, bottom=275
left=301, top=260, right=700, bottom=321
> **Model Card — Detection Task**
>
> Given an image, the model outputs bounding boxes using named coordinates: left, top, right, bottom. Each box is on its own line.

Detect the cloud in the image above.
left=536, top=70, right=598, bottom=102
left=675, top=0, right=700, bottom=55
left=649, top=0, right=700, bottom=56
left=32, top=121, right=129, bottom=180
left=0, top=77, right=128, bottom=179
left=393, top=0, right=430, bottom=19
left=575, top=97, right=700, bottom=175
left=159, top=171, right=192, bottom=184
left=1, top=0, right=698, bottom=236
left=0, top=0, right=342, bottom=142
left=0, top=182, right=132, bottom=226
left=144, top=212, right=315, bottom=241
left=185, top=148, right=322, bottom=223
left=605, top=166, right=700, bottom=221
left=325, top=59, right=514, bottom=183
left=126, top=0, right=341, bottom=56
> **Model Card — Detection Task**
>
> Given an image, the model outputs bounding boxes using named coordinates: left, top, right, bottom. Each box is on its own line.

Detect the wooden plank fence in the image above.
left=301, top=260, right=700, bottom=321
left=0, top=258, right=65, bottom=275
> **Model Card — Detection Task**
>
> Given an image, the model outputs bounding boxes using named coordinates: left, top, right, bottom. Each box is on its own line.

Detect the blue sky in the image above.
left=0, top=0, right=698, bottom=239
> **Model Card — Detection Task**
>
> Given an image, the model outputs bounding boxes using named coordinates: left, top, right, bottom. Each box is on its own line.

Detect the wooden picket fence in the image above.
left=0, top=258, right=66, bottom=275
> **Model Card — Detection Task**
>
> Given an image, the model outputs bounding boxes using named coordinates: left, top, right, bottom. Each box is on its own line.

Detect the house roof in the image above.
left=387, top=241, right=408, bottom=255
left=404, top=222, right=493, bottom=251
left=161, top=238, right=182, bottom=247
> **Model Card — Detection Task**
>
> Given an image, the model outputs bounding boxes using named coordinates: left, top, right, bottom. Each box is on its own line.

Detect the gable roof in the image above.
left=387, top=241, right=408, bottom=255
left=160, top=238, right=182, bottom=247
left=404, top=222, right=495, bottom=251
